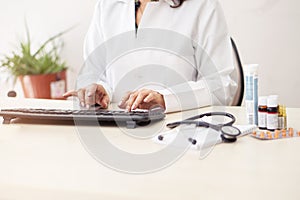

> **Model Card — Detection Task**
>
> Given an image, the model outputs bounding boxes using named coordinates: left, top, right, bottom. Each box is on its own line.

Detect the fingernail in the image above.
left=131, top=104, right=136, bottom=110
left=81, top=102, right=85, bottom=107
left=118, top=101, right=122, bottom=106
left=86, top=105, right=90, bottom=109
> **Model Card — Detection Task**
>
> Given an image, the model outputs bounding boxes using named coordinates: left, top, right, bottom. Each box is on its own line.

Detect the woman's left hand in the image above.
left=118, top=89, right=165, bottom=112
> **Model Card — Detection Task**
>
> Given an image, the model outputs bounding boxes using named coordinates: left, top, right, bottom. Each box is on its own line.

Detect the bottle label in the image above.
left=245, top=75, right=258, bottom=125
left=278, top=117, right=284, bottom=130
left=253, top=77, right=258, bottom=125
left=267, top=113, right=278, bottom=130
left=245, top=76, right=253, bottom=100
left=246, top=101, right=254, bottom=124
left=258, top=112, right=267, bottom=128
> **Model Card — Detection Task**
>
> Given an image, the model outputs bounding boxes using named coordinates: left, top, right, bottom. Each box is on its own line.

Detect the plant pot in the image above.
left=19, top=70, right=67, bottom=99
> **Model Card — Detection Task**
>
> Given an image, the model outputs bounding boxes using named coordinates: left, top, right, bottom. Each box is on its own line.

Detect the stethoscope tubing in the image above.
left=166, top=112, right=236, bottom=129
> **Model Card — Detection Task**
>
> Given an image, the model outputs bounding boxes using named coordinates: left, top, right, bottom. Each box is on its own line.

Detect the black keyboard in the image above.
left=0, top=107, right=165, bottom=128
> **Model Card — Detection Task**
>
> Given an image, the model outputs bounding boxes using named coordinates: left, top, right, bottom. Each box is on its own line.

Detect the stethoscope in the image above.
left=158, top=112, right=241, bottom=144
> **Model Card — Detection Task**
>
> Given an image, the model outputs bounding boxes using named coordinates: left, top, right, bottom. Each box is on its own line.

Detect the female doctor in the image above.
left=64, top=0, right=238, bottom=113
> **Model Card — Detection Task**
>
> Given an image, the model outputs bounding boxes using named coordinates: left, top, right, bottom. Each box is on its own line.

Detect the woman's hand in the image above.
left=118, top=89, right=165, bottom=112
left=63, top=84, right=110, bottom=108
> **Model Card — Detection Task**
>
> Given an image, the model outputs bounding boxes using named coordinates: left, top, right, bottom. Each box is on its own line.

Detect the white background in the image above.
left=0, top=0, right=299, bottom=107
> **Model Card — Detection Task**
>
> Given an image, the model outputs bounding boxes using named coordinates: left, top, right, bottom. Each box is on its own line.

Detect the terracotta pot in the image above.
left=19, top=70, right=67, bottom=99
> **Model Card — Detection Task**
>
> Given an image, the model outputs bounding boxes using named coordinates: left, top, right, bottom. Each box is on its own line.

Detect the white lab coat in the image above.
left=78, top=0, right=238, bottom=113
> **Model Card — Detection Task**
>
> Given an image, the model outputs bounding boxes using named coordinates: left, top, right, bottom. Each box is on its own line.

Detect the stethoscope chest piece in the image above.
left=220, top=125, right=241, bottom=143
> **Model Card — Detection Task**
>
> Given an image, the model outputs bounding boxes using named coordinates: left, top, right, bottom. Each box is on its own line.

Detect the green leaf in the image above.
left=24, top=17, right=31, bottom=55
left=0, top=21, right=75, bottom=77
left=33, top=25, right=76, bottom=58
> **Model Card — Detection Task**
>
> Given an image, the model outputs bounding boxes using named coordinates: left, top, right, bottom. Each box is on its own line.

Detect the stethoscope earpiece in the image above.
left=188, top=138, right=197, bottom=145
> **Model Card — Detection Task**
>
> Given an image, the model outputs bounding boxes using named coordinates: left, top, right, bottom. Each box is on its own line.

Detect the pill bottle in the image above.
left=258, top=96, right=267, bottom=130
left=267, top=95, right=278, bottom=131
left=278, top=105, right=288, bottom=130
left=278, top=105, right=284, bottom=130
left=282, top=105, right=287, bottom=129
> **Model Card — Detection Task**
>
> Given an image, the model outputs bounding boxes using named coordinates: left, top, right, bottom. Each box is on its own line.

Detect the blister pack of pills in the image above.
left=251, top=128, right=300, bottom=140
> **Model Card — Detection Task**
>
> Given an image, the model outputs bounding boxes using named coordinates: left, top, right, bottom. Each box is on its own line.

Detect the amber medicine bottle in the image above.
left=283, top=106, right=287, bottom=129
left=258, top=96, right=267, bottom=130
left=267, top=96, right=278, bottom=131
left=278, top=105, right=287, bottom=130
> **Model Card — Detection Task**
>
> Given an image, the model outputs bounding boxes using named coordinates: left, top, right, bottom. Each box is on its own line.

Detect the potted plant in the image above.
left=0, top=23, right=72, bottom=99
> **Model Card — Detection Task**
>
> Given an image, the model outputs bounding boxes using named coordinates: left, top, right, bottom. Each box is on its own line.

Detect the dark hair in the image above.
left=171, top=0, right=186, bottom=8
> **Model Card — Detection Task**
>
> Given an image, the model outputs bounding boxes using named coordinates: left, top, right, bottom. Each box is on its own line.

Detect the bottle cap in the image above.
left=258, top=96, right=267, bottom=106
left=267, top=95, right=278, bottom=107
left=283, top=105, right=287, bottom=116
left=244, top=64, right=259, bottom=75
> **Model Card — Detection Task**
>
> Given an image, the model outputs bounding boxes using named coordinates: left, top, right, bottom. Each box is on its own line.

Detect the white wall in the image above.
left=220, top=0, right=300, bottom=107
left=1, top=0, right=299, bottom=107
left=0, top=0, right=98, bottom=95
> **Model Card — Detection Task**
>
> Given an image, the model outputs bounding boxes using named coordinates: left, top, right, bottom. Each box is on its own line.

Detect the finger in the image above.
left=77, top=89, right=86, bottom=107
left=85, top=85, right=98, bottom=108
left=143, top=92, right=166, bottom=110
left=96, top=92, right=104, bottom=105
left=118, top=92, right=131, bottom=108
left=143, top=92, right=155, bottom=103
left=126, top=92, right=138, bottom=112
left=99, top=95, right=110, bottom=108
left=131, top=91, right=149, bottom=110
left=85, top=90, right=95, bottom=108
left=63, top=90, right=77, bottom=97
left=98, top=85, right=111, bottom=106
left=95, top=84, right=107, bottom=95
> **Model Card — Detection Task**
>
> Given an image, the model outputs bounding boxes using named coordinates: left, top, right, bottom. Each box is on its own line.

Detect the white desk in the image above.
left=0, top=98, right=300, bottom=200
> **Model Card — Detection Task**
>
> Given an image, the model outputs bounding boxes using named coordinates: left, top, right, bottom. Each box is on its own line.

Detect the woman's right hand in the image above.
left=63, top=83, right=110, bottom=108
